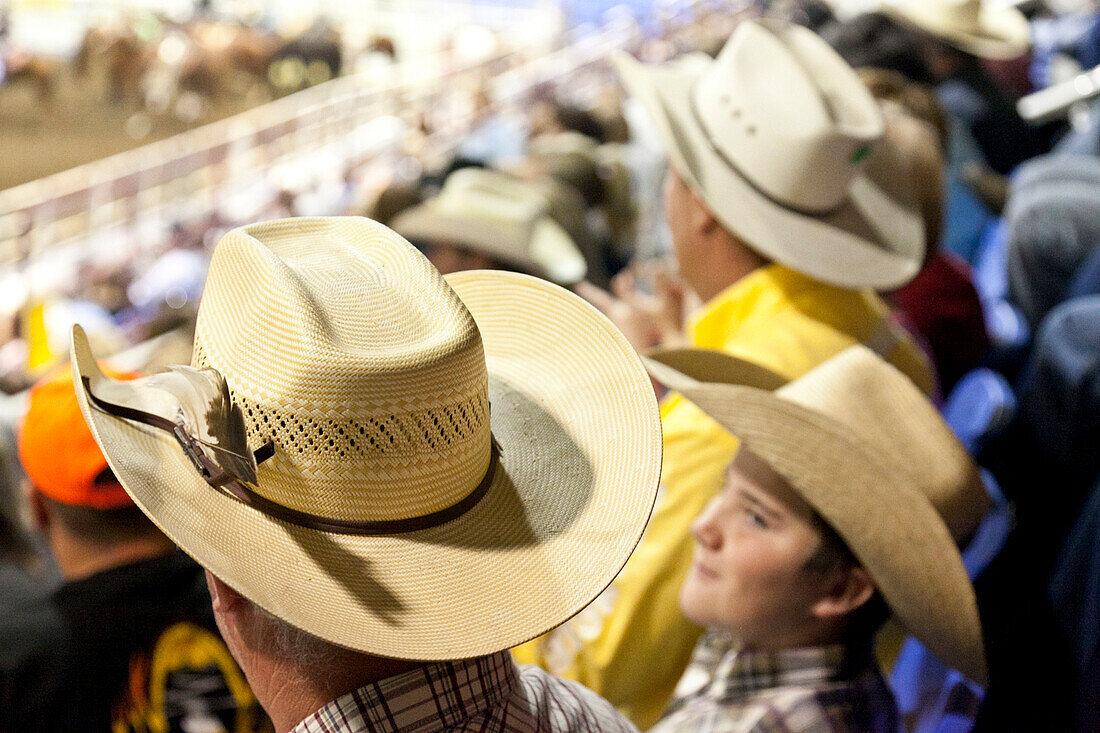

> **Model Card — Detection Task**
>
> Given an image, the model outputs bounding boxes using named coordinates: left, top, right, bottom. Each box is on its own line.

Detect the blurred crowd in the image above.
left=3, top=0, right=1100, bottom=731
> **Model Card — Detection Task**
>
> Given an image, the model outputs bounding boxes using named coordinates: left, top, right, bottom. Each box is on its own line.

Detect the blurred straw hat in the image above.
left=70, top=216, right=661, bottom=660
left=882, top=0, right=1031, bottom=60
left=392, top=168, right=587, bottom=285
left=643, top=345, right=988, bottom=685
left=614, top=19, right=925, bottom=290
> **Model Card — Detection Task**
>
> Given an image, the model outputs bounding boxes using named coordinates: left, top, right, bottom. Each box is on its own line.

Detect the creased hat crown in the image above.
left=772, top=347, right=987, bottom=542
left=693, top=21, right=884, bottom=214
left=192, top=217, right=491, bottom=525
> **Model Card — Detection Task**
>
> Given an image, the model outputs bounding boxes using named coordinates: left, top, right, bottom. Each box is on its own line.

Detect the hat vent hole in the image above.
left=227, top=391, right=487, bottom=460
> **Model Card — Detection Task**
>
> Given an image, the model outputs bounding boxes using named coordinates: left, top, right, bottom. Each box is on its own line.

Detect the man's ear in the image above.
left=810, top=566, right=875, bottom=621
left=692, top=189, right=723, bottom=240
left=205, top=569, right=249, bottom=616
left=204, top=569, right=256, bottom=667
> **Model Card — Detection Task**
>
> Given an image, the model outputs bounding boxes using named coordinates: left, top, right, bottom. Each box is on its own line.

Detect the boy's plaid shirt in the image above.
left=650, top=631, right=901, bottom=732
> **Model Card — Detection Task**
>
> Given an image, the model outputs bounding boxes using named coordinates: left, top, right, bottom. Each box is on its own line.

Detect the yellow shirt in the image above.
left=512, top=264, right=933, bottom=729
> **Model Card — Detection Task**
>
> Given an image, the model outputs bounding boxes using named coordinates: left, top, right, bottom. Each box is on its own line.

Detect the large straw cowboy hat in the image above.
left=882, top=0, right=1031, bottom=61
left=643, top=345, right=988, bottom=685
left=70, top=216, right=662, bottom=660
left=392, top=168, right=587, bottom=285
left=614, top=19, right=925, bottom=290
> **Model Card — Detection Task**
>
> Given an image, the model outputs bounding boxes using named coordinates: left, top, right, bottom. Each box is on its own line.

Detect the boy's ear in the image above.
left=810, top=566, right=875, bottom=622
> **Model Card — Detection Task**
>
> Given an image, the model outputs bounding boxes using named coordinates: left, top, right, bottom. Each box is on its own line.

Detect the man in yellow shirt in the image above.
left=513, top=20, right=936, bottom=728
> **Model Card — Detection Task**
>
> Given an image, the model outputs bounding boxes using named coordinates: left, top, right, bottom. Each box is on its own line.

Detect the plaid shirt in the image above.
left=289, top=651, right=638, bottom=733
left=650, top=632, right=901, bottom=733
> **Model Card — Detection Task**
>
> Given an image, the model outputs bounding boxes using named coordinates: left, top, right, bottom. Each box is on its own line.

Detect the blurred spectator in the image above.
left=527, top=130, right=637, bottom=281
left=362, top=180, right=426, bottom=227
left=822, top=11, right=937, bottom=85
left=879, top=0, right=1050, bottom=174
left=392, top=167, right=587, bottom=285
left=514, top=21, right=934, bottom=728
left=123, top=234, right=207, bottom=341
left=790, top=0, right=836, bottom=32
left=976, top=295, right=1100, bottom=731
left=1050, top=470, right=1100, bottom=733
left=1004, top=154, right=1100, bottom=326
left=857, top=67, right=949, bottom=147
left=0, top=421, right=60, bottom=624
left=867, top=89, right=992, bottom=393
left=528, top=97, right=610, bottom=143
left=1030, top=5, right=1100, bottom=88
left=453, top=89, right=526, bottom=168
left=2, top=366, right=270, bottom=733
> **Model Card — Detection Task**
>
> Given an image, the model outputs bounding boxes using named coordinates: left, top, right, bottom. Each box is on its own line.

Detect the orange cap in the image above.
left=18, top=363, right=141, bottom=509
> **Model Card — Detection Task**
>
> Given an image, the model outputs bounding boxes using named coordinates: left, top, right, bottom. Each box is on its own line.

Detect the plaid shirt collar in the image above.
left=678, top=631, right=876, bottom=705
left=292, top=651, right=518, bottom=733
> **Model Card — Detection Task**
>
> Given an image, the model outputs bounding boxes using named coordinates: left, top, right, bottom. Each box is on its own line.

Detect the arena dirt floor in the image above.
left=0, top=66, right=270, bottom=191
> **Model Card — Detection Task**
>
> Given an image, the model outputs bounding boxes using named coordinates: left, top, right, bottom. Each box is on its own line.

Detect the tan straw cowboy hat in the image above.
left=392, top=168, right=587, bottom=285
left=70, top=216, right=661, bottom=660
left=643, top=345, right=988, bottom=685
left=614, top=19, right=925, bottom=290
left=882, top=0, right=1031, bottom=61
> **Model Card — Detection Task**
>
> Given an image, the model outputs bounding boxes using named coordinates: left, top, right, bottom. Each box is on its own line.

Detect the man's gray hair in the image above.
left=254, top=603, right=333, bottom=667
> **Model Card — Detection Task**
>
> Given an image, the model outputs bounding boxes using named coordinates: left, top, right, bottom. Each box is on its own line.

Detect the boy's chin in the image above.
left=679, top=583, right=719, bottom=629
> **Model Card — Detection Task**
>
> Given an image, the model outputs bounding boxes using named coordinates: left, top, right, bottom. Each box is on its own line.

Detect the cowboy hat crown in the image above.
left=694, top=20, right=884, bottom=214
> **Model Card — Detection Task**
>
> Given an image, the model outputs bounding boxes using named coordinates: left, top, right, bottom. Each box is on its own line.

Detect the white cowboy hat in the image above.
left=882, top=0, right=1031, bottom=61
left=392, top=168, right=587, bottom=285
left=614, top=19, right=925, bottom=290
left=643, top=345, right=988, bottom=684
left=70, top=216, right=661, bottom=661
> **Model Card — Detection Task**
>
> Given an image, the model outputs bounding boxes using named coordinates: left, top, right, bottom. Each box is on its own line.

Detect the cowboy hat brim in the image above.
left=71, top=269, right=660, bottom=661
left=643, top=371, right=987, bottom=686
left=883, top=2, right=1031, bottom=60
left=614, top=53, right=924, bottom=290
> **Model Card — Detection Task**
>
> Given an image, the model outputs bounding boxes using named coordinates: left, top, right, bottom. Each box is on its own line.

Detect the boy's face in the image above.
left=680, top=447, right=840, bottom=650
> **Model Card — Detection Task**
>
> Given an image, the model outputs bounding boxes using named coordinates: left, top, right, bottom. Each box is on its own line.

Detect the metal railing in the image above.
left=0, top=24, right=630, bottom=314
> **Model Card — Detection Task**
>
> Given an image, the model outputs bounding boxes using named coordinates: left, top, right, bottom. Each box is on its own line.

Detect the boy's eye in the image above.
left=743, top=506, right=769, bottom=529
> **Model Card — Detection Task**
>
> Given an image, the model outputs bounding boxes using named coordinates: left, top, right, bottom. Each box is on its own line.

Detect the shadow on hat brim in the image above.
left=70, top=269, right=660, bottom=661
left=613, top=53, right=924, bottom=290
left=644, top=367, right=987, bottom=686
left=883, top=3, right=1030, bottom=60
left=644, top=347, right=789, bottom=393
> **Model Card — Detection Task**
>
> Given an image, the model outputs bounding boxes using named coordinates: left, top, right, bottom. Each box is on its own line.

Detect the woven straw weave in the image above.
left=193, top=218, right=492, bottom=522
left=72, top=216, right=663, bottom=659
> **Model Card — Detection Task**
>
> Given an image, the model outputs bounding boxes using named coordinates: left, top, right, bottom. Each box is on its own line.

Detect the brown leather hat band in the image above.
left=82, top=377, right=498, bottom=536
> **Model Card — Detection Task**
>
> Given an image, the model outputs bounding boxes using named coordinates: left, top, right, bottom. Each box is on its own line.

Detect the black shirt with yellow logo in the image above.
left=2, top=550, right=271, bottom=733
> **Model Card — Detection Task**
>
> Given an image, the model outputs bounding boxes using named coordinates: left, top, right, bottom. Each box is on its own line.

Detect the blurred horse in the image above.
left=74, top=17, right=342, bottom=113
left=1, top=48, right=62, bottom=104
left=269, top=19, right=342, bottom=92
left=74, top=24, right=155, bottom=102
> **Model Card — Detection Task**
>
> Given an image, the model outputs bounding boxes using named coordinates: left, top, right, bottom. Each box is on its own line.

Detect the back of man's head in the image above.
left=18, top=365, right=161, bottom=550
